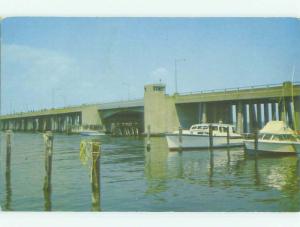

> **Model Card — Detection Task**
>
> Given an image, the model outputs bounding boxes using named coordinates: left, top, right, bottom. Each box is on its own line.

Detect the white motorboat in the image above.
left=166, top=123, right=244, bottom=150
left=80, top=130, right=106, bottom=136
left=244, top=121, right=300, bottom=155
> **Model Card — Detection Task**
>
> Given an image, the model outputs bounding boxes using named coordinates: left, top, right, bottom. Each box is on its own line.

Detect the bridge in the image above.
left=1, top=81, right=299, bottom=135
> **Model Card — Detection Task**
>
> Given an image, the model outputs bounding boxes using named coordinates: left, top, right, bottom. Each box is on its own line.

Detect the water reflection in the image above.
left=144, top=137, right=169, bottom=195
left=208, top=151, right=214, bottom=187
left=144, top=137, right=300, bottom=211
left=1, top=133, right=299, bottom=211
left=254, top=157, right=261, bottom=186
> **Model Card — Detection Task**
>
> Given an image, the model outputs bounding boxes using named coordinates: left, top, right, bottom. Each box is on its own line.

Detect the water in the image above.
left=0, top=132, right=299, bottom=211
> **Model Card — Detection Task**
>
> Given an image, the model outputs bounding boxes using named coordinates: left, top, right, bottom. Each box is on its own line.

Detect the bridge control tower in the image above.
left=144, top=84, right=180, bottom=135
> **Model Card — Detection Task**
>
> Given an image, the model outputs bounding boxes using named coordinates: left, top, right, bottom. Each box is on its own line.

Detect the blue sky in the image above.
left=1, top=17, right=300, bottom=114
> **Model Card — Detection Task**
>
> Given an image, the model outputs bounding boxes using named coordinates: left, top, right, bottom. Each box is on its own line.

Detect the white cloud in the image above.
left=1, top=44, right=90, bottom=113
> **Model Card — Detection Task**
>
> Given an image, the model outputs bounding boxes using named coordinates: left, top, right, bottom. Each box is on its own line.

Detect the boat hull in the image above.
left=244, top=140, right=300, bottom=155
left=80, top=131, right=105, bottom=136
left=166, top=133, right=244, bottom=150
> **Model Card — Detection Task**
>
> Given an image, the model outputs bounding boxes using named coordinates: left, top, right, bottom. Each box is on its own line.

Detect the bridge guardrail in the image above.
left=178, top=81, right=300, bottom=96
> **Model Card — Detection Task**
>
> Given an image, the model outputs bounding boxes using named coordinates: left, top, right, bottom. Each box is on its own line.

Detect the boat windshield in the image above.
left=212, top=126, right=218, bottom=131
left=261, top=133, right=300, bottom=142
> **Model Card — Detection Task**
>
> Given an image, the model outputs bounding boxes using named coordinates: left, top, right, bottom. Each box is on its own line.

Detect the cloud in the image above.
left=1, top=44, right=89, bottom=113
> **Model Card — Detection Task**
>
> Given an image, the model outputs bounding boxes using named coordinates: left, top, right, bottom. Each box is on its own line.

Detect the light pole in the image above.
left=174, top=58, right=186, bottom=94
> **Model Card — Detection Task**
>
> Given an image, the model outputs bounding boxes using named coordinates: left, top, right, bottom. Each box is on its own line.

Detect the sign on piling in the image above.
left=80, top=139, right=101, bottom=211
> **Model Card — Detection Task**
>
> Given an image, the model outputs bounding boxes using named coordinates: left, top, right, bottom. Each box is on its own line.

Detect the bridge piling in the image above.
left=43, top=131, right=53, bottom=211
left=257, top=103, right=262, bottom=128
left=91, top=141, right=101, bottom=211
left=236, top=101, right=243, bottom=134
left=264, top=103, right=269, bottom=125
left=271, top=102, right=276, bottom=120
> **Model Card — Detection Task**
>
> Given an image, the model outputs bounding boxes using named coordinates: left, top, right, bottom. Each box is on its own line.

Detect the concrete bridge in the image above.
left=1, top=81, right=299, bottom=135
left=144, top=81, right=300, bottom=134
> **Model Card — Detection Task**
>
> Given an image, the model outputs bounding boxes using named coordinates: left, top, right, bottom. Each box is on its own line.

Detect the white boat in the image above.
left=166, top=123, right=244, bottom=150
left=244, top=121, right=300, bottom=155
left=80, top=130, right=106, bottom=136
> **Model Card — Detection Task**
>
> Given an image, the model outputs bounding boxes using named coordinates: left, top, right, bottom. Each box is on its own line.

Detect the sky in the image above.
left=1, top=17, right=300, bottom=114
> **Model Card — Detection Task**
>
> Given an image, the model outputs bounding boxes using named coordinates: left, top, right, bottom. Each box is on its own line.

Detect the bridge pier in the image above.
left=242, top=103, right=248, bottom=133
left=264, top=103, right=269, bottom=125
left=200, top=103, right=207, bottom=123
left=249, top=103, right=256, bottom=132
left=286, top=100, right=293, bottom=128
left=236, top=101, right=243, bottom=133
left=295, top=96, right=300, bottom=131
left=256, top=103, right=262, bottom=128
left=271, top=102, right=276, bottom=120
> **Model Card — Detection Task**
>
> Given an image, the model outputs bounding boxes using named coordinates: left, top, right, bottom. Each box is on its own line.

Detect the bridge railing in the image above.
left=178, top=81, right=300, bottom=96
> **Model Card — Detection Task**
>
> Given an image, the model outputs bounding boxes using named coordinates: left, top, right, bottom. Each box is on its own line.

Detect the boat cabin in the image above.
left=189, top=123, right=237, bottom=136
left=258, top=121, right=300, bottom=142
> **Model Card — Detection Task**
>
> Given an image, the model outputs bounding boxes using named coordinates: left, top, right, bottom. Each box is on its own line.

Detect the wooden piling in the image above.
left=254, top=128, right=258, bottom=156
left=178, top=126, right=183, bottom=151
left=226, top=126, right=230, bottom=146
left=5, top=130, right=12, bottom=174
left=91, top=141, right=101, bottom=211
left=43, top=131, right=53, bottom=211
left=209, top=124, right=213, bottom=149
left=5, top=130, right=12, bottom=210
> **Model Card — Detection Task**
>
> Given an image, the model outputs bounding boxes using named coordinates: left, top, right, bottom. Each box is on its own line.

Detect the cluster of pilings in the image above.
left=0, top=113, right=82, bottom=133
left=199, top=97, right=299, bottom=133
left=3, top=130, right=101, bottom=211
left=110, top=122, right=141, bottom=136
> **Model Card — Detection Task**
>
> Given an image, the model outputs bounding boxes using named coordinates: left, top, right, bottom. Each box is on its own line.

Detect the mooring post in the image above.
left=178, top=126, right=183, bottom=151
left=226, top=126, right=230, bottom=147
left=146, top=125, right=151, bottom=151
left=91, top=141, right=101, bottom=211
left=209, top=124, right=213, bottom=150
left=254, top=128, right=258, bottom=156
left=43, top=131, right=53, bottom=211
left=5, top=130, right=12, bottom=174
left=5, top=130, right=13, bottom=210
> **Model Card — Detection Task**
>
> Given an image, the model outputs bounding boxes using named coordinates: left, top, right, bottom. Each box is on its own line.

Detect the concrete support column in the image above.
left=271, top=102, right=276, bottom=120
left=286, top=100, right=293, bottom=128
left=264, top=103, right=269, bottom=125
left=242, top=104, right=248, bottom=133
left=249, top=103, right=256, bottom=133
left=236, top=101, right=244, bottom=134
left=294, top=96, right=300, bottom=131
left=257, top=103, right=262, bottom=128
left=279, top=101, right=286, bottom=122
left=229, top=104, right=233, bottom=124
left=201, top=103, right=207, bottom=123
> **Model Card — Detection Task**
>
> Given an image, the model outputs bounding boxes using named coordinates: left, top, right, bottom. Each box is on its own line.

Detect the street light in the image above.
left=174, top=58, right=186, bottom=94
